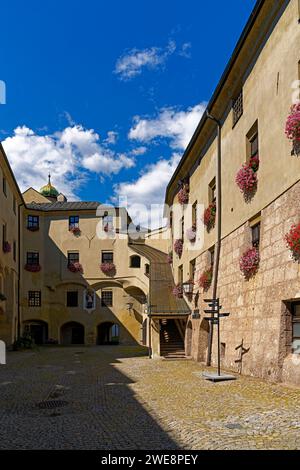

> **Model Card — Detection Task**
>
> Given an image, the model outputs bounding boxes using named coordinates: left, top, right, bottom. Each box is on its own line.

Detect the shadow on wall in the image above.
left=22, top=226, right=146, bottom=346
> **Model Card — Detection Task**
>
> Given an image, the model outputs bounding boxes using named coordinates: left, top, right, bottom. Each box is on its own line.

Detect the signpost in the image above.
left=202, top=298, right=236, bottom=382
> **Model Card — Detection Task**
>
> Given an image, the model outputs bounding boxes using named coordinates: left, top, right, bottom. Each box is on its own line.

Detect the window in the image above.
left=27, top=252, right=39, bottom=265
left=102, top=251, right=113, bottom=263
left=178, top=265, right=183, bottom=284
left=292, top=303, right=300, bottom=353
left=190, top=259, right=196, bottom=281
left=28, top=291, right=41, bottom=307
left=251, top=223, right=261, bottom=248
left=27, top=215, right=39, bottom=230
left=68, top=252, right=79, bottom=266
left=209, top=178, right=216, bottom=204
left=145, top=263, right=150, bottom=276
left=130, top=255, right=141, bottom=268
left=13, top=197, right=16, bottom=215
left=13, top=241, right=16, bottom=262
left=3, top=177, right=7, bottom=196
left=209, top=246, right=215, bottom=267
left=192, top=201, right=197, bottom=228
left=111, top=324, right=119, bottom=340
left=103, top=212, right=113, bottom=230
left=67, top=291, right=78, bottom=307
left=246, top=121, right=259, bottom=162
left=232, top=89, right=243, bottom=127
left=101, top=290, right=113, bottom=306
left=69, top=215, right=79, bottom=229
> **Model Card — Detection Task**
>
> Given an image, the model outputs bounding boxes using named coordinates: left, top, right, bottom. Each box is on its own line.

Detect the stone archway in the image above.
left=61, top=321, right=84, bottom=345
left=23, top=320, right=48, bottom=344
left=197, top=318, right=209, bottom=363
left=185, top=320, right=193, bottom=357
left=97, top=322, right=120, bottom=345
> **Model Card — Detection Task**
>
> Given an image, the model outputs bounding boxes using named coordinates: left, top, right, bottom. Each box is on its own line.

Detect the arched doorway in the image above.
left=185, top=321, right=193, bottom=357
left=97, top=322, right=120, bottom=345
left=61, top=322, right=84, bottom=345
left=23, top=320, right=48, bottom=345
left=197, top=318, right=209, bottom=362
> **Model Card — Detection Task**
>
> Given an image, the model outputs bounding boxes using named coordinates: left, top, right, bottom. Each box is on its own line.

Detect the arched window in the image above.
left=111, top=324, right=119, bottom=339
left=130, top=255, right=141, bottom=268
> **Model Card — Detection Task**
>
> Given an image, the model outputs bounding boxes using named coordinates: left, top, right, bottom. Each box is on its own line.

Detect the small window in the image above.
left=13, top=197, right=16, bottom=215
left=145, top=263, right=150, bottom=276
left=190, top=259, right=196, bottom=281
left=246, top=121, right=259, bottom=162
left=27, top=215, right=39, bottom=230
left=251, top=223, right=261, bottom=248
left=209, top=178, right=216, bottom=204
left=111, top=324, right=119, bottom=340
left=27, top=252, right=39, bottom=266
left=209, top=246, right=215, bottom=267
left=67, top=291, right=78, bottom=307
left=232, top=89, right=243, bottom=127
left=69, top=215, right=79, bottom=229
left=178, top=265, right=183, bottom=284
left=28, top=291, right=41, bottom=307
left=192, top=201, right=197, bottom=228
left=292, top=303, right=300, bottom=353
left=101, top=290, right=113, bottom=307
left=130, top=255, right=141, bottom=268
left=13, top=241, right=16, bottom=262
left=102, top=251, right=113, bottom=263
left=68, top=252, right=79, bottom=266
left=3, top=177, right=7, bottom=196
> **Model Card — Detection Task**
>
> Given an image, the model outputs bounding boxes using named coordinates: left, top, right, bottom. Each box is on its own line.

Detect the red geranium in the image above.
left=68, top=262, right=83, bottom=273
left=285, top=223, right=300, bottom=260
left=239, top=247, right=260, bottom=279
left=100, top=262, right=116, bottom=276
left=25, top=264, right=41, bottom=273
left=69, top=226, right=81, bottom=236
left=178, top=186, right=189, bottom=205
left=198, top=267, right=213, bottom=291
left=203, top=202, right=216, bottom=232
left=235, top=158, right=259, bottom=198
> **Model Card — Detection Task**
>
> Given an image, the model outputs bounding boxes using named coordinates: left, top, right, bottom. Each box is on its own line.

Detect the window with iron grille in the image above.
left=101, top=290, right=113, bottom=306
left=27, top=252, right=39, bottom=265
left=28, top=291, right=41, bottom=307
left=69, top=215, right=79, bottom=229
left=292, top=303, right=300, bottom=353
left=68, top=252, right=79, bottom=266
left=27, top=215, right=39, bottom=229
left=67, top=291, right=78, bottom=307
left=251, top=223, right=261, bottom=248
left=102, top=251, right=113, bottom=263
left=232, top=90, right=243, bottom=127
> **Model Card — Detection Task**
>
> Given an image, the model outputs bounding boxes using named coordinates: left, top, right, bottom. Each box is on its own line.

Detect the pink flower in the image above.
left=239, top=248, right=260, bottom=279
left=172, top=284, right=183, bottom=299
left=174, top=239, right=183, bottom=257
left=178, top=186, right=189, bottom=205
left=285, top=103, right=300, bottom=141
left=198, top=267, right=213, bottom=291
left=100, top=262, right=116, bottom=276
left=25, top=264, right=41, bottom=273
left=186, top=224, right=196, bottom=242
left=203, top=202, right=216, bottom=231
left=68, top=262, right=83, bottom=273
left=236, top=164, right=258, bottom=195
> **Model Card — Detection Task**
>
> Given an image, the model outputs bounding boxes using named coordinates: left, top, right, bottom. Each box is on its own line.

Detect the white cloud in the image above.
left=130, top=146, right=147, bottom=156
left=128, top=102, right=206, bottom=150
left=2, top=125, right=135, bottom=199
left=104, top=130, right=118, bottom=145
left=114, top=40, right=176, bottom=80
left=179, top=42, right=192, bottom=58
left=113, top=153, right=181, bottom=228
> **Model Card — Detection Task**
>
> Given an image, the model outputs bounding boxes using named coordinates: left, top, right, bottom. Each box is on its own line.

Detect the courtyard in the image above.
left=0, top=346, right=300, bottom=450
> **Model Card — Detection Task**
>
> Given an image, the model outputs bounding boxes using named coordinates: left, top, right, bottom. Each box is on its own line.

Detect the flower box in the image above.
left=69, top=226, right=81, bottom=236
left=25, top=264, right=41, bottom=273
left=239, top=247, right=260, bottom=279
left=236, top=156, right=259, bottom=199
left=100, top=262, right=116, bottom=276
left=203, top=202, right=216, bottom=232
left=198, top=267, right=213, bottom=291
left=285, top=103, right=300, bottom=155
left=174, top=239, right=183, bottom=257
left=186, top=224, right=197, bottom=242
left=172, top=283, right=183, bottom=299
left=3, top=241, right=11, bottom=253
left=27, top=226, right=39, bottom=232
left=68, top=262, right=83, bottom=273
left=285, top=223, right=300, bottom=261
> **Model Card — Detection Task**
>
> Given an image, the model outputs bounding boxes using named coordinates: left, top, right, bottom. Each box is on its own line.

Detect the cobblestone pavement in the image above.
left=1, top=346, right=300, bottom=450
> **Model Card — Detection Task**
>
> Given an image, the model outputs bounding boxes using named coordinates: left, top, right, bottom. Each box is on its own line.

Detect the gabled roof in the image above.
left=26, top=201, right=101, bottom=211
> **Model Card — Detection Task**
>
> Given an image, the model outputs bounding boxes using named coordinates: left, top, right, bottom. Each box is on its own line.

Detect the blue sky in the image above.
left=0, top=0, right=256, bottom=226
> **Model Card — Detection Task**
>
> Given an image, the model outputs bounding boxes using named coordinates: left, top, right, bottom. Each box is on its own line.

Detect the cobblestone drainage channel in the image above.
left=36, top=400, right=69, bottom=410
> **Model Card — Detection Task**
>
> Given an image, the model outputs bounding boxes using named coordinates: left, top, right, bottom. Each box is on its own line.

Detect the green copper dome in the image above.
left=40, top=174, right=59, bottom=198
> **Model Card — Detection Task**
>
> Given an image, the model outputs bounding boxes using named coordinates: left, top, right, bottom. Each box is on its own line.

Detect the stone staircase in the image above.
left=160, top=319, right=186, bottom=359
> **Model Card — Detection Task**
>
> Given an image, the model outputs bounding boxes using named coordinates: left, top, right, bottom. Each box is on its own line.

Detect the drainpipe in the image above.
left=17, top=202, right=24, bottom=340
left=206, top=111, right=222, bottom=367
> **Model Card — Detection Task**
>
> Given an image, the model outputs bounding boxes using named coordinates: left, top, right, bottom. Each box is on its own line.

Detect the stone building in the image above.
left=164, top=0, right=300, bottom=385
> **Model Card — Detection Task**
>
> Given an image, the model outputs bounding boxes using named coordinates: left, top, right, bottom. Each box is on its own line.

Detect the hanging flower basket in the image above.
left=186, top=224, right=196, bottom=242
left=178, top=186, right=189, bottom=205
left=69, top=226, right=81, bottom=236
left=239, top=247, right=260, bottom=279
left=172, top=283, right=183, bottom=299
left=2, top=242, right=11, bottom=253
left=100, top=262, right=116, bottom=276
left=174, top=239, right=183, bottom=257
left=68, top=262, right=83, bottom=274
left=235, top=157, right=259, bottom=200
left=285, top=103, right=300, bottom=156
left=285, top=222, right=300, bottom=261
left=198, top=267, right=213, bottom=291
left=167, top=252, right=173, bottom=264
left=203, top=202, right=216, bottom=232
left=24, top=264, right=41, bottom=273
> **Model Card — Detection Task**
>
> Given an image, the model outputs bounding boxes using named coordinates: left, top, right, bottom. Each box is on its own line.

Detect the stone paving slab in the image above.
left=0, top=346, right=300, bottom=449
